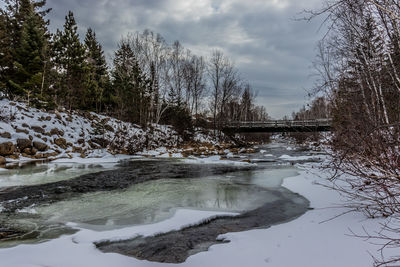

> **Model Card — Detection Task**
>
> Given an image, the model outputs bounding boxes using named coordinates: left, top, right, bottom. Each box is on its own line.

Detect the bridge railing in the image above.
left=223, top=118, right=332, bottom=128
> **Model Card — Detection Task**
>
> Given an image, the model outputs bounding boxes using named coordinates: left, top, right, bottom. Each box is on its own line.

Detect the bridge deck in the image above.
left=222, top=119, right=332, bottom=133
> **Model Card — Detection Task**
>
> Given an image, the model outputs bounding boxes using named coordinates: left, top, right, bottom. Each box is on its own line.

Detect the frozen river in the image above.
left=0, top=141, right=323, bottom=264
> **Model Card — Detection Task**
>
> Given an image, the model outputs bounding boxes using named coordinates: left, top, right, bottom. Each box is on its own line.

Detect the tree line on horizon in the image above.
left=0, top=0, right=268, bottom=136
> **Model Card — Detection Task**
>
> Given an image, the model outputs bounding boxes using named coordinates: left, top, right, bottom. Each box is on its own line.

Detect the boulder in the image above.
left=72, top=146, right=83, bottom=153
left=0, top=156, right=6, bottom=165
left=54, top=137, right=67, bottom=148
left=0, top=142, right=15, bottom=156
left=31, top=126, right=45, bottom=134
left=104, top=124, right=114, bottom=132
left=17, top=138, right=32, bottom=151
left=0, top=132, right=11, bottom=139
left=91, top=137, right=108, bottom=147
left=33, top=141, right=48, bottom=152
left=7, top=154, right=19, bottom=160
left=16, top=128, right=29, bottom=134
left=50, top=128, right=64, bottom=136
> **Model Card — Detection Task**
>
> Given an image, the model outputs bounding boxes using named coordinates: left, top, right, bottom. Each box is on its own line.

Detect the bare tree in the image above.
left=310, top=0, right=400, bottom=265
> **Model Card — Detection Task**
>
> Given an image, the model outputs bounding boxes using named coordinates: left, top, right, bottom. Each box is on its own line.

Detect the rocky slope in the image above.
left=0, top=99, right=249, bottom=166
left=0, top=99, right=185, bottom=164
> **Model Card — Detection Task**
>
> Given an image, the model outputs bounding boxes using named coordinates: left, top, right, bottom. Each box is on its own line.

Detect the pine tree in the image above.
left=8, top=2, right=50, bottom=104
left=0, top=0, right=50, bottom=98
left=112, top=40, right=150, bottom=124
left=52, top=11, right=87, bottom=109
left=0, top=12, right=11, bottom=93
left=84, top=28, right=109, bottom=112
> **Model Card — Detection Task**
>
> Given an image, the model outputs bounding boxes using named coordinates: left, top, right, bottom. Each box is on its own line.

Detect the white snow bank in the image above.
left=52, top=152, right=139, bottom=164
left=279, top=154, right=322, bottom=161
left=183, top=155, right=254, bottom=166
left=183, top=163, right=395, bottom=267
left=0, top=209, right=237, bottom=267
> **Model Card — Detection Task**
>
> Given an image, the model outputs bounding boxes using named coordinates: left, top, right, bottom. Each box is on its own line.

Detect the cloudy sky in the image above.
left=47, top=0, right=325, bottom=118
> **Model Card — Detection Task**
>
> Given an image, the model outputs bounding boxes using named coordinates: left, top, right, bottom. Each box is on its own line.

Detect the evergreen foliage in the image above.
left=0, top=1, right=268, bottom=133
left=112, top=40, right=151, bottom=125
left=51, top=11, right=87, bottom=110
left=84, top=28, right=109, bottom=112
left=0, top=0, right=50, bottom=99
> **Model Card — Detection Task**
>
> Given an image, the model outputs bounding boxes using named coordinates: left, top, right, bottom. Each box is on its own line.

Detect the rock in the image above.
left=55, top=111, right=62, bottom=120
left=16, top=128, right=29, bottom=134
left=33, top=141, right=48, bottom=152
left=54, top=137, right=67, bottom=148
left=31, top=126, right=45, bottom=134
left=0, top=156, right=6, bottom=165
left=88, top=141, right=99, bottom=149
left=17, top=138, right=32, bottom=150
left=7, top=154, right=19, bottom=160
left=77, top=139, right=85, bottom=144
left=34, top=153, right=48, bottom=159
left=21, top=123, right=29, bottom=128
left=104, top=124, right=114, bottom=132
left=91, top=137, right=108, bottom=147
left=0, top=132, right=11, bottom=139
left=50, top=128, right=64, bottom=136
left=29, top=135, right=33, bottom=141
left=0, top=142, right=15, bottom=156
left=23, top=148, right=32, bottom=155
left=35, top=151, right=58, bottom=159
left=72, top=146, right=83, bottom=153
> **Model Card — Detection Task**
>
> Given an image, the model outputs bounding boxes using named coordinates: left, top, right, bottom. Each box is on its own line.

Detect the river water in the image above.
left=0, top=141, right=322, bottom=261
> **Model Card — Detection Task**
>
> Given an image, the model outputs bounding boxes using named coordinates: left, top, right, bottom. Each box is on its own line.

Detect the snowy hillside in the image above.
left=0, top=99, right=186, bottom=164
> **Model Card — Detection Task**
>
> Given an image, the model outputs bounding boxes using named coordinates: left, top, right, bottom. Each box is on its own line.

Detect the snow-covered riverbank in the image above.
left=0, top=154, right=393, bottom=267
left=0, top=99, right=241, bottom=168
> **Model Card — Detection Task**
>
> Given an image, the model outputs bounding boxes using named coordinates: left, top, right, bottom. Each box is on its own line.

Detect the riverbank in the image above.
left=0, top=99, right=254, bottom=168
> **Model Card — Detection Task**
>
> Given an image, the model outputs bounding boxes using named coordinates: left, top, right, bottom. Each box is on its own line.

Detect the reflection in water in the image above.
left=35, top=177, right=279, bottom=231
left=0, top=163, right=117, bottom=187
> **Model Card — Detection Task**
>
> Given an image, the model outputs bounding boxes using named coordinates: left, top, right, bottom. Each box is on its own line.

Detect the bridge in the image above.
left=222, top=119, right=332, bottom=133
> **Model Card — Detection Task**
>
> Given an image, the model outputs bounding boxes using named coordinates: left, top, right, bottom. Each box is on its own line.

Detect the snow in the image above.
left=182, top=163, right=390, bottom=267
left=0, top=99, right=183, bottom=166
left=0, top=159, right=391, bottom=267
left=279, top=154, right=322, bottom=161
left=52, top=152, right=139, bottom=164
left=182, top=155, right=254, bottom=166
left=0, top=210, right=238, bottom=267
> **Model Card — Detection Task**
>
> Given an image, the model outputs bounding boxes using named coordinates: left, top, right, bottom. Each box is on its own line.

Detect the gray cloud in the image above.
left=46, top=0, right=324, bottom=118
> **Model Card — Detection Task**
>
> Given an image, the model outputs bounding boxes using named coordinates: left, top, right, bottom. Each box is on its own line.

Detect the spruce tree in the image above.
left=8, top=2, right=50, bottom=104
left=84, top=28, right=109, bottom=112
left=0, top=12, right=11, bottom=93
left=52, top=11, right=87, bottom=109
left=0, top=0, right=50, bottom=98
left=112, top=40, right=150, bottom=124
